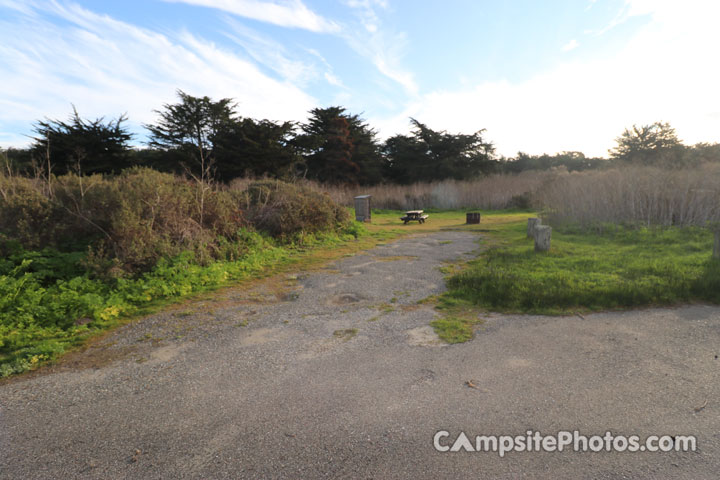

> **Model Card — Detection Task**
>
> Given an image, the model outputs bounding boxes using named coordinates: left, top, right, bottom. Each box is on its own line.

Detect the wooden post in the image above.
left=466, top=212, right=481, bottom=224
left=527, top=218, right=541, bottom=238
left=714, top=230, right=720, bottom=259
left=354, top=195, right=371, bottom=222
left=534, top=225, right=552, bottom=252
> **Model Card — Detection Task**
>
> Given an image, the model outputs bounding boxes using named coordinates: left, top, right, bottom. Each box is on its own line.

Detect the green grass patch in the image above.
left=333, top=328, right=358, bottom=341
left=363, top=208, right=533, bottom=236
left=376, top=302, right=396, bottom=314
left=430, top=317, right=475, bottom=343
left=445, top=220, right=720, bottom=314
left=430, top=296, right=485, bottom=343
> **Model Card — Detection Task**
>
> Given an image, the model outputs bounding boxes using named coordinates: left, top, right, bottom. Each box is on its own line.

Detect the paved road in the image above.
left=1, top=231, right=719, bottom=479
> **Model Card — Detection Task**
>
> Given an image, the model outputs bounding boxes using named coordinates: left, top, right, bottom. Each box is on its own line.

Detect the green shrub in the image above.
left=241, top=180, right=351, bottom=238
left=0, top=176, right=62, bottom=249
left=0, top=168, right=249, bottom=273
left=97, top=168, right=246, bottom=272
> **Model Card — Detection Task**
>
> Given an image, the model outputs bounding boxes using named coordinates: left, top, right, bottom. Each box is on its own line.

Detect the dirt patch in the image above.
left=327, top=293, right=364, bottom=305
left=406, top=325, right=444, bottom=347
left=239, top=327, right=286, bottom=346
left=371, top=255, right=419, bottom=262
left=148, top=344, right=184, bottom=364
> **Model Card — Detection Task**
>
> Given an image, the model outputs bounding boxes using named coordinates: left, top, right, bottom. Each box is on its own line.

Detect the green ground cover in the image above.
left=444, top=220, right=720, bottom=315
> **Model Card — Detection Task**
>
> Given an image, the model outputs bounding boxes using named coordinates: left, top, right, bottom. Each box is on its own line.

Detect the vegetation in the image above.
left=536, top=164, right=720, bottom=228
left=10, top=89, right=720, bottom=187
left=383, top=118, right=496, bottom=183
left=0, top=167, right=359, bottom=377
left=240, top=180, right=351, bottom=238
left=317, top=171, right=551, bottom=210
left=30, top=106, right=132, bottom=175
left=297, top=106, right=383, bottom=184
left=498, top=150, right=606, bottom=173
left=0, top=168, right=245, bottom=271
left=444, top=218, right=720, bottom=315
left=145, top=90, right=236, bottom=183
left=609, top=121, right=685, bottom=167
left=429, top=316, right=481, bottom=344
left=333, top=328, right=358, bottom=341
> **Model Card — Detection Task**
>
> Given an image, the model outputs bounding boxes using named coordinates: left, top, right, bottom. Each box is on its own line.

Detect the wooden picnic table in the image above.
left=400, top=210, right=429, bottom=224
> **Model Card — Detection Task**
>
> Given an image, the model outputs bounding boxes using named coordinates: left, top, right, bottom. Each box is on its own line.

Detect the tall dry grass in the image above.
left=535, top=164, right=720, bottom=228
left=301, top=170, right=557, bottom=210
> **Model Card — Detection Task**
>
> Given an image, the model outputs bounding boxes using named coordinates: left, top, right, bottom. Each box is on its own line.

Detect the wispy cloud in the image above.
left=163, top=0, right=339, bottom=33
left=561, top=39, right=579, bottom=52
left=304, top=48, right=347, bottom=89
left=344, top=0, right=387, bottom=33
left=341, top=0, right=418, bottom=96
left=374, top=0, right=720, bottom=156
left=0, top=1, right=317, bottom=147
left=222, top=17, right=319, bottom=86
left=323, top=72, right=344, bottom=88
left=592, top=0, right=659, bottom=36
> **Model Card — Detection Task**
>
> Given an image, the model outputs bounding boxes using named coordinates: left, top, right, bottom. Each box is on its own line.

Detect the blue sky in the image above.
left=1, top=0, right=719, bottom=157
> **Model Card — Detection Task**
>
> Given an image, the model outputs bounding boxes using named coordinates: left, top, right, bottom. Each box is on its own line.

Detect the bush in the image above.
left=0, top=170, right=355, bottom=274
left=97, top=168, right=246, bottom=272
left=0, top=168, right=248, bottom=273
left=0, top=176, right=63, bottom=249
left=240, top=180, right=351, bottom=238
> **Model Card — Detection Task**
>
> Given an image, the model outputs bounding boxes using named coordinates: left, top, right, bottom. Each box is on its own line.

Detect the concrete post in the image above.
left=534, top=225, right=552, bottom=252
left=466, top=212, right=481, bottom=224
left=527, top=218, right=541, bottom=238
left=354, top=195, right=371, bottom=222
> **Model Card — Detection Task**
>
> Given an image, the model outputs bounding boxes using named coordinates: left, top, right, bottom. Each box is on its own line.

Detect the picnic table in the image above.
left=400, top=210, right=429, bottom=224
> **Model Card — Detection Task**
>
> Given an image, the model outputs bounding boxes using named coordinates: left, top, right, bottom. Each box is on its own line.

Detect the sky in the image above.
left=1, top=0, right=720, bottom=157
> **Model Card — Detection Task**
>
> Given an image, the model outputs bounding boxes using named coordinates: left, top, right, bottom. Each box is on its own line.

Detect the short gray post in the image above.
left=527, top=218, right=541, bottom=238
left=714, top=230, right=720, bottom=259
left=534, top=225, right=552, bottom=252
left=354, top=195, right=371, bottom=222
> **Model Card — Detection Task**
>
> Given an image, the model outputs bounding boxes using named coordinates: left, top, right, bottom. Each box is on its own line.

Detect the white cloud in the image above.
left=375, top=0, right=720, bottom=157
left=341, top=0, right=418, bottom=96
left=163, top=0, right=339, bottom=33
left=0, top=1, right=317, bottom=147
left=324, top=72, right=345, bottom=88
left=222, top=17, right=319, bottom=86
left=343, top=0, right=387, bottom=33
left=562, top=39, right=579, bottom=52
left=304, top=47, right=347, bottom=89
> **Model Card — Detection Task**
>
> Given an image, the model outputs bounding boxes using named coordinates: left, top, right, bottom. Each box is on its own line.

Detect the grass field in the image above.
left=441, top=218, right=720, bottom=316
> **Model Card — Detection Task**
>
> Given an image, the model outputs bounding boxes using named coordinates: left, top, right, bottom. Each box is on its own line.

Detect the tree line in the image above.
left=4, top=91, right=720, bottom=184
